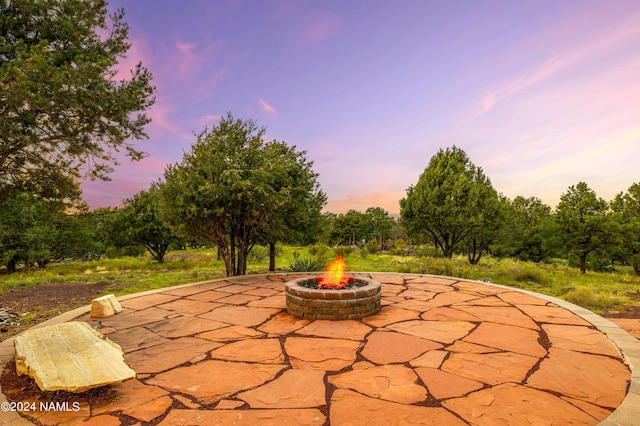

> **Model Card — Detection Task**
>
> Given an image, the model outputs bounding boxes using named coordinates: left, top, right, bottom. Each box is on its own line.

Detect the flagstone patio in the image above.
left=1, top=273, right=639, bottom=425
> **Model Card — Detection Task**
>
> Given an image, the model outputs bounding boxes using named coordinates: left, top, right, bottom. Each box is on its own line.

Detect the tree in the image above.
left=160, top=113, right=324, bottom=276
left=495, top=196, right=555, bottom=262
left=0, top=192, right=59, bottom=272
left=254, top=142, right=326, bottom=270
left=400, top=146, right=500, bottom=260
left=103, top=185, right=176, bottom=262
left=0, top=0, right=155, bottom=199
left=464, top=194, right=506, bottom=264
left=611, top=183, right=640, bottom=275
left=555, top=182, right=614, bottom=274
left=366, top=207, right=394, bottom=249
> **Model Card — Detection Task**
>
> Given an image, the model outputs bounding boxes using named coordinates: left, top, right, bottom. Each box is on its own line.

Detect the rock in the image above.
left=14, top=322, right=135, bottom=392
left=90, top=294, right=122, bottom=318
left=329, top=364, right=427, bottom=404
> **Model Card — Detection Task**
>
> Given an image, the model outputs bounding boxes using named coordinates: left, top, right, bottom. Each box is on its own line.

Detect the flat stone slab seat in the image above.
left=14, top=322, right=135, bottom=392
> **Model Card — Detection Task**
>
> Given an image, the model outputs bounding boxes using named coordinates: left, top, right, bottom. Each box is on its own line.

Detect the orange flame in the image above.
left=318, top=254, right=349, bottom=289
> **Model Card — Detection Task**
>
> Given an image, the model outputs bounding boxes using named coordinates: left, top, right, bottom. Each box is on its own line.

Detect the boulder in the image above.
left=91, top=294, right=122, bottom=318
left=14, top=322, right=135, bottom=392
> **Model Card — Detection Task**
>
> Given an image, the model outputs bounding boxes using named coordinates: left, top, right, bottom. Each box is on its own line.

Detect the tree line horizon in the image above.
left=1, top=1, right=638, bottom=277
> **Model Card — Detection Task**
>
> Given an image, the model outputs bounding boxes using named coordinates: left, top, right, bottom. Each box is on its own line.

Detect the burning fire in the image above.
left=318, top=254, right=349, bottom=289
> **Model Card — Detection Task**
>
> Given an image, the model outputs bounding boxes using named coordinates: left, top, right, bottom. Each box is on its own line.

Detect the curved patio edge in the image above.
left=0, top=273, right=638, bottom=426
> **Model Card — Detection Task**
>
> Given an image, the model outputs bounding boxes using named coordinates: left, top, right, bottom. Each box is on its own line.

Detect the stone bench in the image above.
left=14, top=322, right=135, bottom=392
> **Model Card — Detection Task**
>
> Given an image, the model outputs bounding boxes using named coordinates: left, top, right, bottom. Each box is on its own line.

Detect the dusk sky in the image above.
left=82, top=0, right=640, bottom=215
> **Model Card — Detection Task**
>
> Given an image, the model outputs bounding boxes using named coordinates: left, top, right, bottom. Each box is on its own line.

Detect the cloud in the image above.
left=299, top=14, right=340, bottom=47
left=175, top=41, right=201, bottom=79
left=258, top=98, right=278, bottom=117
left=111, top=38, right=153, bottom=81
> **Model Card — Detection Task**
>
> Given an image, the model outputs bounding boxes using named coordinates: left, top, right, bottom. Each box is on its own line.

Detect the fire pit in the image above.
left=285, top=255, right=381, bottom=320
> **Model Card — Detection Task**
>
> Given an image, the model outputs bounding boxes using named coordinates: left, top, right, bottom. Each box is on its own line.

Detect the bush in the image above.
left=248, top=245, right=268, bottom=263
left=496, top=259, right=546, bottom=283
left=413, top=245, right=443, bottom=258
left=423, top=257, right=456, bottom=276
left=286, top=252, right=326, bottom=272
left=333, top=246, right=354, bottom=257
left=563, top=286, right=629, bottom=314
left=307, top=244, right=329, bottom=259
left=365, top=240, right=379, bottom=254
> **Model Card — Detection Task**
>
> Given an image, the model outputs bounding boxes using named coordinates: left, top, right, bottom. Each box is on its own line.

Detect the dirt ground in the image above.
left=0, top=281, right=134, bottom=342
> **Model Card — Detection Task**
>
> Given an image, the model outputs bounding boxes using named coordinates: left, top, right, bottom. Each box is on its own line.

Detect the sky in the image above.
left=82, top=0, right=640, bottom=215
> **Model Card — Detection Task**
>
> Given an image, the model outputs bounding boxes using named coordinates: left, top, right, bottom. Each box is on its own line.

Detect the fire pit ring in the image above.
left=285, top=276, right=381, bottom=320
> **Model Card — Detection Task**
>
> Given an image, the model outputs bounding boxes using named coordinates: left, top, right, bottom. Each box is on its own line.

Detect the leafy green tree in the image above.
left=555, top=182, right=615, bottom=274
left=0, top=0, right=155, bottom=199
left=0, top=192, right=59, bottom=272
left=611, top=183, right=640, bottom=275
left=400, top=146, right=501, bottom=260
left=495, top=196, right=555, bottom=262
left=253, top=142, right=326, bottom=270
left=103, top=185, right=176, bottom=262
left=160, top=113, right=324, bottom=276
left=366, top=207, right=394, bottom=249
left=464, top=194, right=506, bottom=264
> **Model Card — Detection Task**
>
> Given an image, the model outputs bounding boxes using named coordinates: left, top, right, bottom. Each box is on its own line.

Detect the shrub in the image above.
left=496, top=259, right=546, bottom=283
left=286, top=252, right=326, bottom=272
left=333, top=246, right=354, bottom=257
left=413, top=245, right=443, bottom=258
left=365, top=240, right=379, bottom=254
left=248, top=245, right=268, bottom=263
left=307, top=244, right=329, bottom=259
left=563, top=286, right=629, bottom=314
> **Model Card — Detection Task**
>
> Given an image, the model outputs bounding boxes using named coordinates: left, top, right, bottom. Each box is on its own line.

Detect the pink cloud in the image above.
left=111, top=38, right=153, bottom=81
left=258, top=98, right=278, bottom=117
left=299, top=14, right=340, bottom=47
left=175, top=41, right=201, bottom=79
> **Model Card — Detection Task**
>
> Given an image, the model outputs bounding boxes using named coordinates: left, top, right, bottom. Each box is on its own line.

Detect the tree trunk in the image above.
left=579, top=255, right=587, bottom=274
left=269, top=242, right=276, bottom=271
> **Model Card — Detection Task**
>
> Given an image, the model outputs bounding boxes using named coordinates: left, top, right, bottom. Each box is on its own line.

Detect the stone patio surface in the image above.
left=1, top=273, right=639, bottom=425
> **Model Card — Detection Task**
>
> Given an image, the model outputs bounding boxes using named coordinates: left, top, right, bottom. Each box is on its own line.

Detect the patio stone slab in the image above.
left=443, top=383, right=598, bottom=425
left=329, top=364, right=427, bottom=404
left=361, top=331, right=442, bottom=364
left=147, top=360, right=286, bottom=404
left=462, top=322, right=546, bottom=357
left=237, top=369, right=326, bottom=408
left=158, top=408, right=326, bottom=425
left=330, top=389, right=467, bottom=426
left=543, top=323, right=623, bottom=357
left=198, top=305, right=280, bottom=327
left=285, top=336, right=361, bottom=370
left=145, top=315, right=228, bottom=338
left=517, top=304, right=591, bottom=325
left=209, top=338, right=284, bottom=363
left=296, top=319, right=371, bottom=340
left=387, top=320, right=475, bottom=344
left=415, top=367, right=484, bottom=399
left=360, top=306, right=420, bottom=327
left=197, top=324, right=264, bottom=341
left=442, top=351, right=538, bottom=385
left=257, top=312, right=310, bottom=335
left=125, top=337, right=222, bottom=374
left=449, top=305, right=539, bottom=329
left=526, top=347, right=628, bottom=408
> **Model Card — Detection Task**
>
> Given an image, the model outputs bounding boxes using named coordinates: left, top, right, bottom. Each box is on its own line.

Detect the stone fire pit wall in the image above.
left=285, top=276, right=381, bottom=320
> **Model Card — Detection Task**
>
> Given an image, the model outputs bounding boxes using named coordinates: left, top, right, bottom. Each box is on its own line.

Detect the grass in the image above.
left=2, top=245, right=639, bottom=315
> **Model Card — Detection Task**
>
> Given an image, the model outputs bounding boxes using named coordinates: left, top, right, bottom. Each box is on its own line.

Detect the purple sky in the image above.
left=82, top=0, right=640, bottom=214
